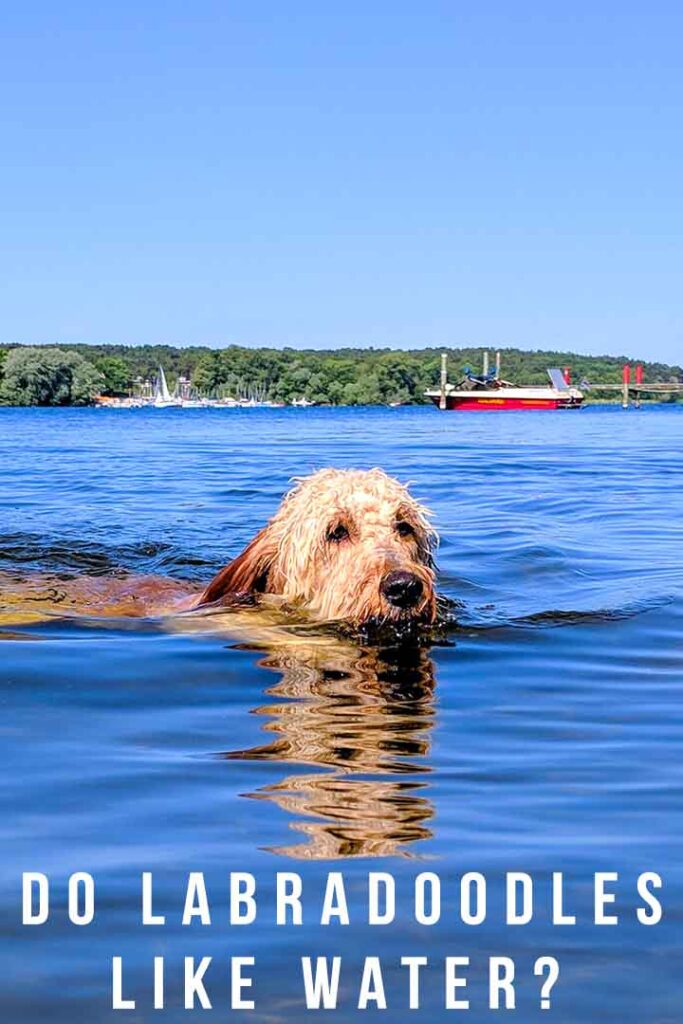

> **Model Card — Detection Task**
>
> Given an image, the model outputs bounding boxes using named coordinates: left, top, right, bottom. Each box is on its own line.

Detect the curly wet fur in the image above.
left=200, top=468, right=438, bottom=626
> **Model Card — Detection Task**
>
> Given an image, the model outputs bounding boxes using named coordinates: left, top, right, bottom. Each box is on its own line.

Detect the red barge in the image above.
left=426, top=354, right=584, bottom=411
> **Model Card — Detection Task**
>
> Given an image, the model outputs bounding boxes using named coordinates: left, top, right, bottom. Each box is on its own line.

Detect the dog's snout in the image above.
left=381, top=570, right=424, bottom=609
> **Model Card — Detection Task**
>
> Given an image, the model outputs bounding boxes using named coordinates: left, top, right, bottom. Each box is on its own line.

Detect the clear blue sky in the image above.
left=1, top=2, right=681, bottom=360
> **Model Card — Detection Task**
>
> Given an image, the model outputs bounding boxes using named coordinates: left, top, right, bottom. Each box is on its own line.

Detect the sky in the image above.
left=1, top=1, right=681, bottom=360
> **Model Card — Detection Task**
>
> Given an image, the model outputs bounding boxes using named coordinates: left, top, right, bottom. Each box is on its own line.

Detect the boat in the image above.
left=153, top=366, right=182, bottom=408
left=291, top=396, right=316, bottom=407
left=426, top=355, right=584, bottom=411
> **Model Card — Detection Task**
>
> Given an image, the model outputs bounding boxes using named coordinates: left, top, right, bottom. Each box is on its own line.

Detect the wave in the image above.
left=0, top=531, right=213, bottom=578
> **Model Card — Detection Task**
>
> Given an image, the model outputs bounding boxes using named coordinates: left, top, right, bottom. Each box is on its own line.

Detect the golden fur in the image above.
left=199, top=467, right=437, bottom=627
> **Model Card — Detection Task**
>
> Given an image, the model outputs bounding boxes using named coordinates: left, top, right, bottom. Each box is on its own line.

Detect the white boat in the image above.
left=425, top=360, right=584, bottom=411
left=291, top=396, right=316, bottom=407
left=153, top=366, right=181, bottom=408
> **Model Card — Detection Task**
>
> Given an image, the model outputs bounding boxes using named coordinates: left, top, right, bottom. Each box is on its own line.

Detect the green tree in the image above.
left=192, top=352, right=224, bottom=396
left=0, top=347, right=102, bottom=406
left=95, top=355, right=130, bottom=395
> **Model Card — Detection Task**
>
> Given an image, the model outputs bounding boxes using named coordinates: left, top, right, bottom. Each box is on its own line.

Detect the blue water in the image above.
left=1, top=405, right=682, bottom=1022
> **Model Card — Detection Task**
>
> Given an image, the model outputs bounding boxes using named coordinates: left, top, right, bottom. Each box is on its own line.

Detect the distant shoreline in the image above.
left=1, top=343, right=681, bottom=408
left=2, top=399, right=681, bottom=410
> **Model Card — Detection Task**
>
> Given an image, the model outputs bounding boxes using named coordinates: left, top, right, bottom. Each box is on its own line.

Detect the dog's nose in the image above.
left=381, top=570, right=424, bottom=609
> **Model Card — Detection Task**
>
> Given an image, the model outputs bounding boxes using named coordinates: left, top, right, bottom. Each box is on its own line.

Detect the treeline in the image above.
left=0, top=343, right=681, bottom=406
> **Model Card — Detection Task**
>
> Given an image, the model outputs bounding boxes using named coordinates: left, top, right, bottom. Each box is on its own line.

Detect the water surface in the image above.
left=1, top=405, right=682, bottom=1022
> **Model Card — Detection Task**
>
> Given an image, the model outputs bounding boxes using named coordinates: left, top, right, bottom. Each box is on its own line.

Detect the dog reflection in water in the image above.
left=218, top=639, right=438, bottom=860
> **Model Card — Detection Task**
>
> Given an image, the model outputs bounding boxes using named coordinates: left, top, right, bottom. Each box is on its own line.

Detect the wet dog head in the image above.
left=200, top=468, right=437, bottom=627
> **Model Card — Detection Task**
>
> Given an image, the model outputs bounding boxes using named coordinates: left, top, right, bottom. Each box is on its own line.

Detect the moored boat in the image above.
left=153, top=366, right=182, bottom=408
left=425, top=355, right=584, bottom=411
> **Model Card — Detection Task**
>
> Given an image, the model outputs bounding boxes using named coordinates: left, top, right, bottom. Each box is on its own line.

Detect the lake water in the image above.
left=1, top=405, right=682, bottom=1022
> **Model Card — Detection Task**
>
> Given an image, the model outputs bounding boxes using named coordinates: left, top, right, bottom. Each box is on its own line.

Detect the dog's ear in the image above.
left=199, top=527, right=276, bottom=605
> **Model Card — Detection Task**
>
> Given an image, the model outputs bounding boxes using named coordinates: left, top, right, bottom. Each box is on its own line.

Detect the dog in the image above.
left=0, top=468, right=438, bottom=633
left=198, top=467, right=438, bottom=629
left=0, top=470, right=442, bottom=860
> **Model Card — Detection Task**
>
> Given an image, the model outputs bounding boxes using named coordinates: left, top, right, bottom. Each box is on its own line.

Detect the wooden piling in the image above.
left=439, top=352, right=448, bottom=410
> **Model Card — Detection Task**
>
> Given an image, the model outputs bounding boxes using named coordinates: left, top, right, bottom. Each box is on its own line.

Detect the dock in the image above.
left=585, top=365, right=683, bottom=408
left=428, top=354, right=682, bottom=410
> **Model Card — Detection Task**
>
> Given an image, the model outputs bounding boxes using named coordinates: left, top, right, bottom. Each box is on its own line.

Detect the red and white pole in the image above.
left=635, top=365, right=643, bottom=408
left=622, top=364, right=631, bottom=409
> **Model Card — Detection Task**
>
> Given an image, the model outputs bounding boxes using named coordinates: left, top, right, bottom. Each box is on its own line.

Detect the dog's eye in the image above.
left=327, top=523, right=350, bottom=543
left=395, top=520, right=416, bottom=539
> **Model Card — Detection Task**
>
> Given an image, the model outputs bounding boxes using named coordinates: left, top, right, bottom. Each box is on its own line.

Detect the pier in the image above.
left=586, top=365, right=683, bottom=408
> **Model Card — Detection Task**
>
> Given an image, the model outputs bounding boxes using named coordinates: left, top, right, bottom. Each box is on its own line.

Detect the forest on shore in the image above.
left=0, top=342, right=681, bottom=406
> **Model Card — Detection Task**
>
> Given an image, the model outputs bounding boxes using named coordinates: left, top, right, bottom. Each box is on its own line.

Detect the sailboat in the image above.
left=153, top=366, right=181, bottom=408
